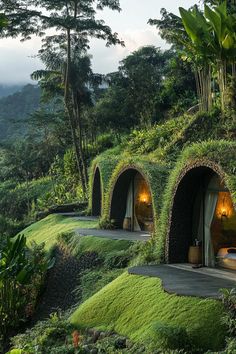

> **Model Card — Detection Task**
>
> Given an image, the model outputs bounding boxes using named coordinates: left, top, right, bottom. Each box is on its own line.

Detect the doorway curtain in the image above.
left=125, top=177, right=141, bottom=231
left=204, top=191, right=218, bottom=267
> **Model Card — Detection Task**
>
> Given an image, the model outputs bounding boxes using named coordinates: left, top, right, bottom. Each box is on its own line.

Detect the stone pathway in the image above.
left=74, top=228, right=150, bottom=242
left=128, top=264, right=236, bottom=298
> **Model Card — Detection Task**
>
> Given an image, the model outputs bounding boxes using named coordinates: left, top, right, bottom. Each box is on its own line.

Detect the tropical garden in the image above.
left=0, top=0, right=236, bottom=353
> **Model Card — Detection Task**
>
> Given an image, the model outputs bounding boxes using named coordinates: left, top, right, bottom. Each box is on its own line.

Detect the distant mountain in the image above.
left=0, top=84, right=41, bottom=141
left=0, top=84, right=24, bottom=98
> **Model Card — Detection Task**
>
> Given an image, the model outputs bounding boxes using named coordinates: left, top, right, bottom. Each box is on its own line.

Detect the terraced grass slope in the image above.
left=71, top=272, right=226, bottom=351
left=20, top=214, right=98, bottom=250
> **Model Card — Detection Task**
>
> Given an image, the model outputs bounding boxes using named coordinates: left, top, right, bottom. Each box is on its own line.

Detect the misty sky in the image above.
left=0, top=0, right=196, bottom=85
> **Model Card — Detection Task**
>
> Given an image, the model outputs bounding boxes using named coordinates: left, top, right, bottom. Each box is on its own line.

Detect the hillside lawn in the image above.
left=71, top=272, right=227, bottom=352
left=19, top=214, right=228, bottom=351
left=19, top=214, right=98, bottom=250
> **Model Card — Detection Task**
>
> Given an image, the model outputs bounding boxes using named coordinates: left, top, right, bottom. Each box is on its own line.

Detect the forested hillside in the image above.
left=0, top=84, right=23, bottom=98
left=0, top=84, right=40, bottom=140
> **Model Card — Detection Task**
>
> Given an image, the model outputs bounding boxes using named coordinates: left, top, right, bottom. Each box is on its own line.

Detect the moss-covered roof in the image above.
left=88, top=111, right=236, bottom=263
left=156, top=140, right=236, bottom=262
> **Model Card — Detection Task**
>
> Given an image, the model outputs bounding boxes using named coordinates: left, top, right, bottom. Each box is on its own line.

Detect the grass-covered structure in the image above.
left=88, top=150, right=121, bottom=217
left=156, top=141, right=236, bottom=266
left=89, top=113, right=236, bottom=270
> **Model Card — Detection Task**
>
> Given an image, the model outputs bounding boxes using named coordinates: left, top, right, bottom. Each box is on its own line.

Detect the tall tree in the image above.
left=0, top=0, right=123, bottom=195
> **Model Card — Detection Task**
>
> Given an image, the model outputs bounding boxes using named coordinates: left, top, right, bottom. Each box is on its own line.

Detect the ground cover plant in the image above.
left=71, top=272, right=227, bottom=352
left=8, top=313, right=147, bottom=354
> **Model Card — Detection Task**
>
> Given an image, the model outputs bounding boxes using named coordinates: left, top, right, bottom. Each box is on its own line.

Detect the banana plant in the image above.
left=179, top=6, right=214, bottom=111
left=0, top=235, right=55, bottom=344
left=179, top=1, right=236, bottom=111
left=0, top=235, right=33, bottom=340
left=204, top=2, right=236, bottom=109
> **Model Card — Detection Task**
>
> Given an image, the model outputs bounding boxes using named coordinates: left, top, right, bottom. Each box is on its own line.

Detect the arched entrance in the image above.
left=92, top=167, right=102, bottom=216
left=110, top=168, right=154, bottom=232
left=167, top=165, right=236, bottom=270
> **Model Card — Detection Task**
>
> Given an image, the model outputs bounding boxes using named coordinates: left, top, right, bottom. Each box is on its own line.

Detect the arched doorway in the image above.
left=92, top=167, right=102, bottom=216
left=110, top=168, right=154, bottom=232
left=167, top=165, right=236, bottom=269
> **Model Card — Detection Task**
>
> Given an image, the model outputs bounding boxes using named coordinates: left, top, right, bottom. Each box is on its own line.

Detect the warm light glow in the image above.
left=221, top=209, right=228, bottom=218
left=215, top=192, right=235, bottom=220
left=139, top=193, right=149, bottom=203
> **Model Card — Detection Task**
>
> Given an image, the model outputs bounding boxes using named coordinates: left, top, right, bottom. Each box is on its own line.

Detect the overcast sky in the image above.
left=0, top=0, right=196, bottom=85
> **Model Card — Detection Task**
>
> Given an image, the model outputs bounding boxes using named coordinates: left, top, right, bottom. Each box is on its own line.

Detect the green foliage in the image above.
left=0, top=215, right=24, bottom=238
left=89, top=47, right=196, bottom=130
left=104, top=250, right=132, bottom=269
left=0, top=177, right=53, bottom=222
left=124, top=114, right=192, bottom=155
left=0, top=235, right=52, bottom=346
left=98, top=217, right=115, bottom=230
left=71, top=272, right=226, bottom=351
left=58, top=232, right=132, bottom=261
left=220, top=288, right=236, bottom=337
left=9, top=313, right=74, bottom=354
left=79, top=269, right=123, bottom=302
left=150, top=322, right=191, bottom=351
left=37, top=151, right=85, bottom=209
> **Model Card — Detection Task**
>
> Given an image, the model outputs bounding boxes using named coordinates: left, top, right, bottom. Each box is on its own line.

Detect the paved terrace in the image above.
left=128, top=264, right=236, bottom=299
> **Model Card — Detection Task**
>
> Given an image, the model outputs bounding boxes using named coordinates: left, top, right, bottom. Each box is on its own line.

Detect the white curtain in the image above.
left=204, top=191, right=218, bottom=267
left=125, top=178, right=141, bottom=231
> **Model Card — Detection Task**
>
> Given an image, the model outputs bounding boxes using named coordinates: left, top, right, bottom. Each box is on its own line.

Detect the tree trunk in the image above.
left=64, top=28, right=87, bottom=197
left=72, top=90, right=88, bottom=185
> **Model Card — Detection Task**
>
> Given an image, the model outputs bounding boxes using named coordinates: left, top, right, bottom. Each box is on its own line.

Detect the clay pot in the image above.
left=123, top=217, right=131, bottom=231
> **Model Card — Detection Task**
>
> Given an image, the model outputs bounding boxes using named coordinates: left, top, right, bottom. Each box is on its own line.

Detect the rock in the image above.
left=89, top=349, right=98, bottom=354
left=114, top=337, right=127, bottom=349
left=126, top=339, right=133, bottom=349
left=99, top=331, right=107, bottom=339
left=92, top=330, right=100, bottom=343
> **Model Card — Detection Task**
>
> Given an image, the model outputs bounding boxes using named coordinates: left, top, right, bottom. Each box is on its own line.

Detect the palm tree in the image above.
left=32, top=47, right=101, bottom=196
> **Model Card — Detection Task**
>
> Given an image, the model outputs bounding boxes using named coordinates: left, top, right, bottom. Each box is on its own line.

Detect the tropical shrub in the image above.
left=0, top=235, right=54, bottom=348
left=9, top=313, right=74, bottom=354
left=151, top=322, right=191, bottom=351
left=218, top=288, right=236, bottom=353
left=37, top=151, right=85, bottom=210
left=0, top=177, right=53, bottom=222
left=79, top=268, right=123, bottom=302
left=104, top=250, right=132, bottom=269
left=98, top=217, right=116, bottom=230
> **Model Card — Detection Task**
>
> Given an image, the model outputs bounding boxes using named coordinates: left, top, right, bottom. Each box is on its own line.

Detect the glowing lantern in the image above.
left=215, top=192, right=234, bottom=220
left=140, top=193, right=149, bottom=203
